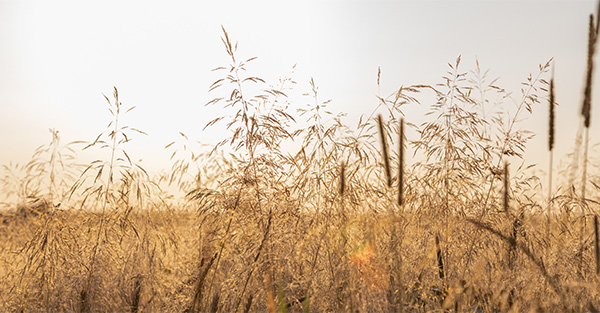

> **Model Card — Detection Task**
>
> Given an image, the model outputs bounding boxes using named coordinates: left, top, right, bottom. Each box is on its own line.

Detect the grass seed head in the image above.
left=548, top=75, right=555, bottom=151
left=377, top=114, right=392, bottom=188
left=398, top=118, right=405, bottom=206
left=504, top=162, right=510, bottom=213
left=582, top=14, right=597, bottom=128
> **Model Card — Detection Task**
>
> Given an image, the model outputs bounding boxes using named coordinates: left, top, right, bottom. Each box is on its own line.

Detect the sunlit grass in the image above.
left=1, top=12, right=600, bottom=312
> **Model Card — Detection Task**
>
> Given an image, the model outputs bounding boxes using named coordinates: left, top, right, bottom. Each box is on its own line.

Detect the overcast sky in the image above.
left=1, top=0, right=598, bottom=177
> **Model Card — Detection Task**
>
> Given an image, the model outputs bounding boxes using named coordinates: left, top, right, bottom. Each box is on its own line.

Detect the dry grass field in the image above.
left=1, top=11, right=600, bottom=313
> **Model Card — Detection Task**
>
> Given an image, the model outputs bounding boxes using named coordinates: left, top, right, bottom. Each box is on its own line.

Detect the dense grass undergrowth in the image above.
left=1, top=11, right=600, bottom=312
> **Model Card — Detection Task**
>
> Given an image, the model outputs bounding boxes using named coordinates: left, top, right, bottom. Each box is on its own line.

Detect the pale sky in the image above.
left=1, top=0, right=598, bottom=177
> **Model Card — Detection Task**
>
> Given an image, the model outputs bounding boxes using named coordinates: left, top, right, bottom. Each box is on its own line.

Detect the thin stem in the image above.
left=548, top=150, right=553, bottom=213
left=581, top=127, right=589, bottom=201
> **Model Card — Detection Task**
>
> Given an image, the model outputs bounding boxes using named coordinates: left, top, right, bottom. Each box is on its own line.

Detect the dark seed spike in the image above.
left=340, top=161, right=346, bottom=197
left=435, top=234, right=445, bottom=280
left=378, top=114, right=392, bottom=188
left=398, top=118, right=405, bottom=206
left=548, top=71, right=555, bottom=152
left=582, top=14, right=596, bottom=129
left=504, top=162, right=510, bottom=214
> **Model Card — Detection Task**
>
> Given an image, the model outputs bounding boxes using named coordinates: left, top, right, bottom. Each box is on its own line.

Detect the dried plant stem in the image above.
left=548, top=151, right=553, bottom=209
left=581, top=127, right=590, bottom=200
left=546, top=149, right=553, bottom=264
left=594, top=215, right=600, bottom=275
left=577, top=129, right=589, bottom=285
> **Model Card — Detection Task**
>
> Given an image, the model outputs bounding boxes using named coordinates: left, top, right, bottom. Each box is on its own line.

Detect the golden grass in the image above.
left=2, top=207, right=600, bottom=311
left=1, top=10, right=600, bottom=312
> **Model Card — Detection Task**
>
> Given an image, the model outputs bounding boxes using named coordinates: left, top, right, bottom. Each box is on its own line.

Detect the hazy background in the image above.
left=1, top=0, right=598, bottom=177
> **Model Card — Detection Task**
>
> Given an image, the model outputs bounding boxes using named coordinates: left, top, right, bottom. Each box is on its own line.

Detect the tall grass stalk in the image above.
left=578, top=10, right=597, bottom=281
left=581, top=13, right=597, bottom=201
left=78, top=87, right=147, bottom=312
left=547, top=68, right=555, bottom=270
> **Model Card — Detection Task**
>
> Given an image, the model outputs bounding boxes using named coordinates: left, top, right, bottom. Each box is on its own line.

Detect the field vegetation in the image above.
left=1, top=8, right=600, bottom=313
